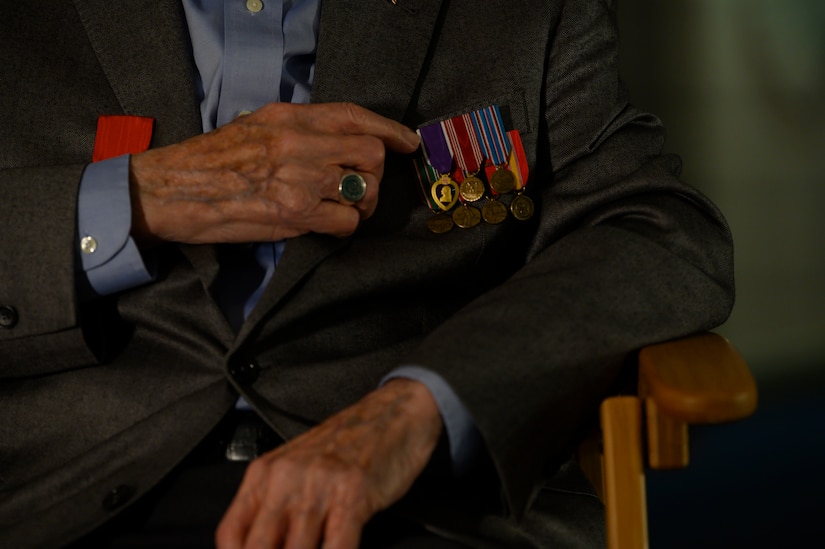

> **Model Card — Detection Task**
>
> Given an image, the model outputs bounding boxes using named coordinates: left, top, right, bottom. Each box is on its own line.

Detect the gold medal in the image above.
left=489, top=167, right=516, bottom=194
left=510, top=193, right=534, bottom=221
left=481, top=199, right=508, bottom=224
left=427, top=213, right=454, bottom=234
left=459, top=174, right=485, bottom=202
left=452, top=204, right=481, bottom=229
left=430, top=175, right=460, bottom=212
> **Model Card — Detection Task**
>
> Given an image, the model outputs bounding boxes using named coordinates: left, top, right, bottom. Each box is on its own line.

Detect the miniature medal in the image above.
left=510, top=193, right=534, bottom=221
left=459, top=174, right=485, bottom=202
left=489, top=168, right=516, bottom=194
left=452, top=203, right=482, bottom=228
left=427, top=213, right=455, bottom=233
left=431, top=174, right=459, bottom=211
left=482, top=199, right=508, bottom=224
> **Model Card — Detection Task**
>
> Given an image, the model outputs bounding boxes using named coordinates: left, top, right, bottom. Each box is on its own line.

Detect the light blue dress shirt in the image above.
left=75, top=0, right=480, bottom=472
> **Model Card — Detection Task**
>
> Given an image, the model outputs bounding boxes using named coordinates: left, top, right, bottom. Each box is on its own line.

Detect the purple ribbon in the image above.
left=418, top=123, right=453, bottom=174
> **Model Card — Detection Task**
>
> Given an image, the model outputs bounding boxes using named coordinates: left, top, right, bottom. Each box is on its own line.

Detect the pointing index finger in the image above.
left=312, top=102, right=421, bottom=153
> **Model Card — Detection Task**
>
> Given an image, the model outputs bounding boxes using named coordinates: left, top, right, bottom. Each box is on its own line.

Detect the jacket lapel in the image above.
left=311, top=0, right=445, bottom=121
left=70, top=0, right=203, bottom=146
left=244, top=0, right=444, bottom=332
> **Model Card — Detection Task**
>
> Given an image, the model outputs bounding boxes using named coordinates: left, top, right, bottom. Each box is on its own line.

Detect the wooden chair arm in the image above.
left=598, top=333, right=758, bottom=549
left=638, top=332, right=758, bottom=470
left=638, top=332, right=758, bottom=424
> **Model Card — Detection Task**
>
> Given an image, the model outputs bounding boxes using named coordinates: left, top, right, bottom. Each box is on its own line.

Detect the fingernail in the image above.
left=404, top=130, right=421, bottom=149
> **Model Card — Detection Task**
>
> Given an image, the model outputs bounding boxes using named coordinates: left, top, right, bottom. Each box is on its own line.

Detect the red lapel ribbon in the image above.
left=92, top=115, right=154, bottom=162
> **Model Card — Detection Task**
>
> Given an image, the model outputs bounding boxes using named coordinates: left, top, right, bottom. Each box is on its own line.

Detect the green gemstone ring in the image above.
left=339, top=173, right=367, bottom=203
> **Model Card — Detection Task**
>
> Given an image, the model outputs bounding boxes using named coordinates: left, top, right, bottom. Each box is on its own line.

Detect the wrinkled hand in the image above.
left=129, top=102, right=420, bottom=245
left=215, top=379, right=443, bottom=549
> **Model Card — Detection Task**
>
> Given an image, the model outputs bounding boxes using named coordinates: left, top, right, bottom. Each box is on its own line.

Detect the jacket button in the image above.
left=229, top=360, right=260, bottom=384
left=0, top=305, right=18, bottom=329
left=101, top=484, right=135, bottom=511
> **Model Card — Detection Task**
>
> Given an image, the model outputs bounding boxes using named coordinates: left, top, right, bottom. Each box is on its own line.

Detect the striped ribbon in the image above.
left=470, top=105, right=510, bottom=166
left=414, top=156, right=441, bottom=211
left=507, top=130, right=529, bottom=190
left=443, top=114, right=483, bottom=175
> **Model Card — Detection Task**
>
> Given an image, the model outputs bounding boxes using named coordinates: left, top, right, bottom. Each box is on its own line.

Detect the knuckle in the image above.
left=245, top=456, right=272, bottom=479
left=341, top=101, right=364, bottom=120
left=279, top=187, right=315, bottom=214
left=340, top=102, right=370, bottom=131
left=257, top=101, right=288, bottom=119
left=255, top=103, right=273, bottom=116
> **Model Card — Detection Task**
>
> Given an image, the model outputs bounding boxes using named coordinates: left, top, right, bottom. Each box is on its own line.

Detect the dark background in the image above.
left=617, top=1, right=825, bottom=546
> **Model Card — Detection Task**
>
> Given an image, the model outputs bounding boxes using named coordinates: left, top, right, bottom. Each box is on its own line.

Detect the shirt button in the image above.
left=0, top=305, right=18, bottom=329
left=80, top=235, right=98, bottom=255
left=229, top=360, right=260, bottom=385
left=101, top=484, right=136, bottom=511
left=246, top=0, right=263, bottom=13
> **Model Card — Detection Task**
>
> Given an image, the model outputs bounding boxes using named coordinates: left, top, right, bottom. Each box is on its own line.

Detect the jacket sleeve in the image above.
left=0, top=164, right=109, bottom=376
left=405, top=0, right=734, bottom=516
left=0, top=2, right=197, bottom=378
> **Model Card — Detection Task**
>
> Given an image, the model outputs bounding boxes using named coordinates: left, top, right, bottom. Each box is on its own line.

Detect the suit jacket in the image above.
left=0, top=0, right=735, bottom=546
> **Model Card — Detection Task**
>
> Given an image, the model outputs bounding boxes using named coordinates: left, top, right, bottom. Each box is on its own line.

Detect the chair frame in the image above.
left=579, top=332, right=758, bottom=549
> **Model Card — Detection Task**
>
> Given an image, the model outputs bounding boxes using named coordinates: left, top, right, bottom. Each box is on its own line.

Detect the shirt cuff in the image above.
left=77, top=155, right=154, bottom=296
left=381, top=366, right=483, bottom=476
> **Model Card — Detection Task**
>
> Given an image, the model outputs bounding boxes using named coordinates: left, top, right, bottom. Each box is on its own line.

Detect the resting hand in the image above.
left=214, top=379, right=443, bottom=549
left=129, top=102, right=420, bottom=245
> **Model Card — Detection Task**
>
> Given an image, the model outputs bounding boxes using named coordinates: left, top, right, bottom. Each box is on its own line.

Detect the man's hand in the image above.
left=214, top=379, right=443, bottom=549
left=129, top=102, right=420, bottom=246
